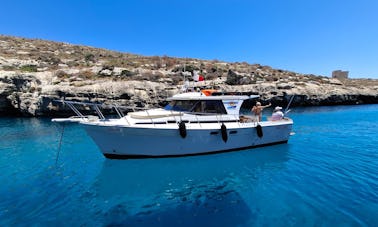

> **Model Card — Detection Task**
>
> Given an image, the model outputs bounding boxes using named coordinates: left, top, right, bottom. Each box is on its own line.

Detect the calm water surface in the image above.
left=0, top=105, right=377, bottom=226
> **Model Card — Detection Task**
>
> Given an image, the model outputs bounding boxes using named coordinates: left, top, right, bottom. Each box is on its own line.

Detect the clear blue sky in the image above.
left=1, top=0, right=377, bottom=78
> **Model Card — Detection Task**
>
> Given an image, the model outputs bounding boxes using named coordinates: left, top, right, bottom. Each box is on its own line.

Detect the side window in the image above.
left=166, top=100, right=198, bottom=111
left=239, top=99, right=256, bottom=115
left=203, top=100, right=227, bottom=114
left=191, top=101, right=203, bottom=113
left=189, top=100, right=227, bottom=114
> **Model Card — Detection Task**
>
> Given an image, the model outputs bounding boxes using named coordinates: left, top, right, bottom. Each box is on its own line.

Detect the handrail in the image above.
left=113, top=104, right=125, bottom=118
left=170, top=110, right=178, bottom=124
left=145, top=110, right=154, bottom=126
left=54, top=100, right=113, bottom=120
left=66, top=103, right=84, bottom=117
left=94, top=105, right=105, bottom=120
left=194, top=114, right=202, bottom=128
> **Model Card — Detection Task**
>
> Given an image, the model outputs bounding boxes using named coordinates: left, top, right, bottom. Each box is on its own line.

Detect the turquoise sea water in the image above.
left=1, top=105, right=377, bottom=226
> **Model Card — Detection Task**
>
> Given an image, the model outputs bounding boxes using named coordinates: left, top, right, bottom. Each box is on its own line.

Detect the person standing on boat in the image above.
left=252, top=101, right=271, bottom=121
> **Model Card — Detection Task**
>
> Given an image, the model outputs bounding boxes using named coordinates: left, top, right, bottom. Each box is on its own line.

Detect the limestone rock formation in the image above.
left=0, top=35, right=377, bottom=116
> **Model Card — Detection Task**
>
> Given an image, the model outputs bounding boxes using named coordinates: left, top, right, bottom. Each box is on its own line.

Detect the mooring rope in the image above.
left=55, top=123, right=65, bottom=165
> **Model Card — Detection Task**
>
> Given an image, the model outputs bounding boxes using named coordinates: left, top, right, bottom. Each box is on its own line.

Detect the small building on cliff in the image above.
left=332, top=70, right=349, bottom=79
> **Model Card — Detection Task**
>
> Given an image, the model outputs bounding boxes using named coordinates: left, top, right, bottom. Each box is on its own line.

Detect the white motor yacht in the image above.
left=59, top=90, right=293, bottom=159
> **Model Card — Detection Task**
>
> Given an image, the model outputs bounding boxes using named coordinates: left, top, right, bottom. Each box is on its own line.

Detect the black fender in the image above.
left=221, top=123, right=228, bottom=142
left=179, top=121, right=187, bottom=138
left=256, top=124, right=263, bottom=138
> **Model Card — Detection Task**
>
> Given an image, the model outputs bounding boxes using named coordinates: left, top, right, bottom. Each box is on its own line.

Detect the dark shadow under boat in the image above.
left=90, top=145, right=290, bottom=226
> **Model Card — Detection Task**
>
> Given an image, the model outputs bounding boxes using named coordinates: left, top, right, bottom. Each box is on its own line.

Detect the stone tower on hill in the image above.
left=332, top=70, right=349, bottom=79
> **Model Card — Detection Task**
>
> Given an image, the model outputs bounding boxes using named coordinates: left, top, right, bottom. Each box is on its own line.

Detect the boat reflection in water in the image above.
left=92, top=145, right=290, bottom=226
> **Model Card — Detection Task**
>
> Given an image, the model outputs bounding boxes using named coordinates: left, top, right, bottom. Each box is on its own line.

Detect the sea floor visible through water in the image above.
left=0, top=105, right=377, bottom=226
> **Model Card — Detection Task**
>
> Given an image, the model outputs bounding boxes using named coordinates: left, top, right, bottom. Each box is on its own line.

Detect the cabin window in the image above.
left=164, top=100, right=197, bottom=112
left=164, top=100, right=226, bottom=114
left=191, top=100, right=227, bottom=114
left=239, top=99, right=258, bottom=115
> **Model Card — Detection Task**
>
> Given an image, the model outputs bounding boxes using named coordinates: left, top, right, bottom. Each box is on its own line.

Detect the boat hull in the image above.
left=82, top=121, right=293, bottom=159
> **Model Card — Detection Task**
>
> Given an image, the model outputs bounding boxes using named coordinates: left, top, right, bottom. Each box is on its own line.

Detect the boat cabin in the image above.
left=165, top=91, right=259, bottom=116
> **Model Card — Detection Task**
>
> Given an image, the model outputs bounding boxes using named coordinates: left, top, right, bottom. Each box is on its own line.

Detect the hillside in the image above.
left=0, top=35, right=377, bottom=116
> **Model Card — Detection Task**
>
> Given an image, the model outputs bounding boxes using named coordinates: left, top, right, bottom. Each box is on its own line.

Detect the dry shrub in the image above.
left=55, top=70, right=68, bottom=78
left=164, top=57, right=177, bottom=68
left=78, top=70, right=96, bottom=79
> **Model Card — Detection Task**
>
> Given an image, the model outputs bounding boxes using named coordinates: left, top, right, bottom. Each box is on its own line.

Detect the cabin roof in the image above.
left=167, top=92, right=259, bottom=101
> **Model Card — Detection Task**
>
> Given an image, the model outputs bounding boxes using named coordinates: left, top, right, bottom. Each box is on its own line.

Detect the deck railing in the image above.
left=53, top=100, right=260, bottom=128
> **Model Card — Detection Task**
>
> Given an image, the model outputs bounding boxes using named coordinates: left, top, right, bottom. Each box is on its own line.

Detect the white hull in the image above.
left=54, top=91, right=295, bottom=159
left=82, top=120, right=293, bottom=158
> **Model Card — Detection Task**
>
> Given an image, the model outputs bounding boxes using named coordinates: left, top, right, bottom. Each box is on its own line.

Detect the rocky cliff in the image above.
left=1, top=35, right=377, bottom=117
